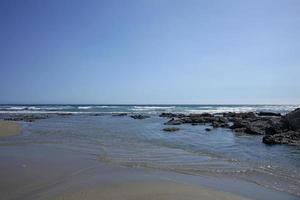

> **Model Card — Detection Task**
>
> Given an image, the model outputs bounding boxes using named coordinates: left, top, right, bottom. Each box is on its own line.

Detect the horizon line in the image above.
left=0, top=103, right=299, bottom=106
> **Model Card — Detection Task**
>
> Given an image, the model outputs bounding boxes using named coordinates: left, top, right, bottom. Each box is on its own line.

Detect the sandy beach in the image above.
left=52, top=181, right=249, bottom=200
left=0, top=121, right=21, bottom=137
left=0, top=142, right=297, bottom=200
left=0, top=112, right=299, bottom=200
left=0, top=144, right=252, bottom=200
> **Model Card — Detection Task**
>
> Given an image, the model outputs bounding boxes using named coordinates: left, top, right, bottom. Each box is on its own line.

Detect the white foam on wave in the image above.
left=186, top=105, right=299, bottom=114
left=257, top=105, right=299, bottom=113
left=94, top=106, right=120, bottom=108
left=78, top=106, right=92, bottom=109
left=27, top=106, right=41, bottom=110
left=131, top=106, right=175, bottom=111
left=0, top=106, right=76, bottom=111
left=5, top=106, right=27, bottom=110
left=0, top=105, right=298, bottom=114
left=186, top=106, right=255, bottom=114
left=0, top=110, right=87, bottom=114
left=2, top=106, right=42, bottom=110
left=196, top=106, right=214, bottom=109
left=43, top=106, right=74, bottom=110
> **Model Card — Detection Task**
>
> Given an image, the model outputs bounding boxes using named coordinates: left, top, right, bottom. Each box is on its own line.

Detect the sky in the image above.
left=0, top=0, right=299, bottom=104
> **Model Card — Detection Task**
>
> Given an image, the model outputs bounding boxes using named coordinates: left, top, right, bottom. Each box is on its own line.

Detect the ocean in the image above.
left=0, top=104, right=298, bottom=114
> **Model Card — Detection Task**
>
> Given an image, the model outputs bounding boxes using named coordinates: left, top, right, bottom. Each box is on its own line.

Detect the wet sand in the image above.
left=0, top=121, right=21, bottom=137
left=0, top=144, right=297, bottom=200
left=52, top=181, right=249, bottom=200
left=0, top=144, right=247, bottom=200
left=0, top=115, right=299, bottom=200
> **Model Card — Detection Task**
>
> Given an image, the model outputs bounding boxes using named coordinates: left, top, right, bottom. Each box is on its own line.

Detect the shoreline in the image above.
left=0, top=111, right=299, bottom=199
left=52, top=180, right=249, bottom=200
left=1, top=144, right=297, bottom=200
left=0, top=121, right=21, bottom=137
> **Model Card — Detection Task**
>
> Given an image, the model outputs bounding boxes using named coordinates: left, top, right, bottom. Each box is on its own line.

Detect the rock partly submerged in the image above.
left=112, top=113, right=128, bottom=117
left=263, top=131, right=300, bottom=145
left=285, top=108, right=300, bottom=131
left=164, top=113, right=229, bottom=128
left=262, top=108, right=300, bottom=145
left=160, top=108, right=300, bottom=145
left=163, top=127, right=180, bottom=132
left=130, top=114, right=150, bottom=120
left=4, top=114, right=49, bottom=122
left=257, top=112, right=282, bottom=117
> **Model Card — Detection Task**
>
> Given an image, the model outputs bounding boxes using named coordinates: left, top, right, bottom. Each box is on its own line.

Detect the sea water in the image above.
left=0, top=104, right=299, bottom=197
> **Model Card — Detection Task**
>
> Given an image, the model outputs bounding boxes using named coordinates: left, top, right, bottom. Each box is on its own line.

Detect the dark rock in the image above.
left=212, top=121, right=228, bottom=128
left=215, top=116, right=228, bottom=123
left=261, top=108, right=300, bottom=145
left=229, top=118, right=249, bottom=129
left=160, top=109, right=300, bottom=145
left=163, top=127, right=180, bottom=132
left=263, top=131, right=300, bottom=145
left=91, top=113, right=105, bottom=116
left=230, top=118, right=271, bottom=135
left=285, top=108, right=300, bottom=131
left=249, top=120, right=271, bottom=135
left=223, top=112, right=256, bottom=119
left=130, top=114, right=150, bottom=119
left=233, top=127, right=247, bottom=133
left=56, top=113, right=73, bottom=116
left=244, top=125, right=265, bottom=135
left=205, top=128, right=212, bottom=131
left=265, top=118, right=289, bottom=135
left=165, top=118, right=184, bottom=125
left=222, top=112, right=235, bottom=118
left=112, top=113, right=127, bottom=117
left=193, top=113, right=213, bottom=117
left=257, top=112, right=281, bottom=117
left=4, top=114, right=49, bottom=122
left=159, top=113, right=177, bottom=118
left=265, top=126, right=279, bottom=135
left=211, top=116, right=229, bottom=128
left=177, top=114, right=187, bottom=118
left=241, top=112, right=257, bottom=119
left=159, top=113, right=185, bottom=118
left=188, top=115, right=214, bottom=124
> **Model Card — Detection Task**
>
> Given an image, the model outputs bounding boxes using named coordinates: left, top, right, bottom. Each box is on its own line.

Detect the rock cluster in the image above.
left=286, top=108, right=300, bottom=130
left=263, top=131, right=300, bottom=145
left=263, top=108, right=300, bottom=145
left=130, top=114, right=150, bottom=120
left=163, top=113, right=229, bottom=128
left=160, top=109, right=300, bottom=145
left=4, top=114, right=49, bottom=122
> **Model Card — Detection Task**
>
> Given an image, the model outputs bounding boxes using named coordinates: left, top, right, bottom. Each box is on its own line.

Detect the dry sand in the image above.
left=0, top=121, right=21, bottom=137
left=52, top=180, right=250, bottom=200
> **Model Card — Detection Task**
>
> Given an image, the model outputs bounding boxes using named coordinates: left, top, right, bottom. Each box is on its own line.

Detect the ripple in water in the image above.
left=2, top=114, right=300, bottom=197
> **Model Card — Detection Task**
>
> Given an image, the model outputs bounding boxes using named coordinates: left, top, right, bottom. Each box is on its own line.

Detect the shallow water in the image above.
left=1, top=113, right=300, bottom=197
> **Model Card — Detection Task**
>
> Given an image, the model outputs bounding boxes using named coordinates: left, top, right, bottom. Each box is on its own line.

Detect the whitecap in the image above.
left=6, top=106, right=27, bottom=110
left=78, top=106, right=92, bottom=109
left=27, top=106, right=41, bottom=110
left=131, top=106, right=175, bottom=111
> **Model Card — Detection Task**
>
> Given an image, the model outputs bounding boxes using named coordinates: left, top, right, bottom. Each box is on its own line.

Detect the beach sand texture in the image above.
left=0, top=121, right=21, bottom=137
left=52, top=181, right=249, bottom=200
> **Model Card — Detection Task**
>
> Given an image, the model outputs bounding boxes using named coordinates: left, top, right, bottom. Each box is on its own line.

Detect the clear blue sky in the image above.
left=0, top=0, right=299, bottom=104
